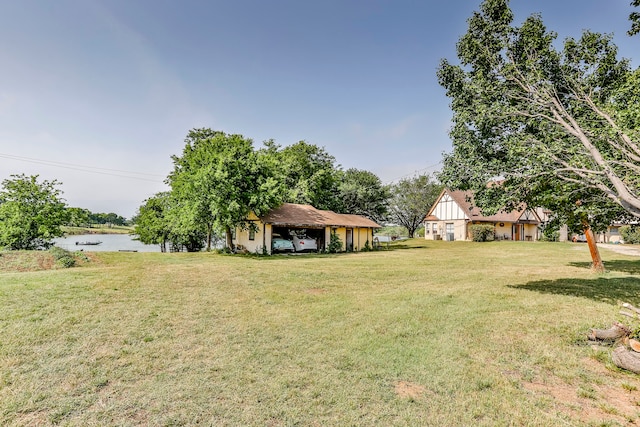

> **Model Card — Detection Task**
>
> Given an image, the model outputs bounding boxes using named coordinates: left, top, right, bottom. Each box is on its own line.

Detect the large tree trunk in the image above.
left=582, top=218, right=605, bottom=273
left=225, top=225, right=234, bottom=251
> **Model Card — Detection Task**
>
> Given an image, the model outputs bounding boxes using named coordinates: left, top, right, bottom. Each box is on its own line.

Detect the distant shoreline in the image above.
left=62, top=226, right=133, bottom=236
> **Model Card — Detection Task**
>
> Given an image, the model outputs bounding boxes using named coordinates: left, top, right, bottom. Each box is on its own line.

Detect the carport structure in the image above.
left=233, top=203, right=381, bottom=254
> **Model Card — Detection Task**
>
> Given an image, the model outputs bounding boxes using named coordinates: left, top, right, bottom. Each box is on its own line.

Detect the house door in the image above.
left=513, top=224, right=521, bottom=241
left=346, top=229, right=353, bottom=251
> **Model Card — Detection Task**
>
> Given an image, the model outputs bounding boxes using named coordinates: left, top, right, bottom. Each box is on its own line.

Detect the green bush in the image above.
left=328, top=232, right=343, bottom=253
left=540, top=226, right=559, bottom=242
left=620, top=225, right=640, bottom=244
left=470, top=224, right=495, bottom=242
left=362, top=240, right=371, bottom=252
left=48, top=246, right=76, bottom=268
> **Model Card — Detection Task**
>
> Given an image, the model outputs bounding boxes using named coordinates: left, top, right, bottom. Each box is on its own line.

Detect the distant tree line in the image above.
left=66, top=207, right=128, bottom=228
left=134, top=129, right=443, bottom=252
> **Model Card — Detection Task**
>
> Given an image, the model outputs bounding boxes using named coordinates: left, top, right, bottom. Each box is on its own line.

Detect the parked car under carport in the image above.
left=271, top=233, right=295, bottom=253
left=290, top=232, right=318, bottom=252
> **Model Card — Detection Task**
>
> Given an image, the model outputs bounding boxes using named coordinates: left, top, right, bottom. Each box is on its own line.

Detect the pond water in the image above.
left=53, top=234, right=161, bottom=252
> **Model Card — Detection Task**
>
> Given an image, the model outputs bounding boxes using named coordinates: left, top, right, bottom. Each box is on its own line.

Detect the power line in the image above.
left=0, top=151, right=443, bottom=189
left=0, top=152, right=166, bottom=183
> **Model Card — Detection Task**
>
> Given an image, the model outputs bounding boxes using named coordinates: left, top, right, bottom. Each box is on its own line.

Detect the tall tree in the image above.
left=630, top=0, right=640, bottom=36
left=267, top=140, right=342, bottom=211
left=66, top=207, right=91, bottom=227
left=388, top=174, right=443, bottom=238
left=168, top=129, right=282, bottom=250
left=133, top=192, right=172, bottom=252
left=437, top=0, right=640, bottom=271
left=336, top=168, right=389, bottom=223
left=0, top=174, right=67, bottom=250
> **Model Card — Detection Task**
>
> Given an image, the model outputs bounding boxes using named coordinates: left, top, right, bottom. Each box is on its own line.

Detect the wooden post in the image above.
left=582, top=218, right=605, bottom=273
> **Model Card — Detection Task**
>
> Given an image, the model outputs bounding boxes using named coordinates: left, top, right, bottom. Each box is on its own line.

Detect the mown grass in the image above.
left=1, top=240, right=640, bottom=426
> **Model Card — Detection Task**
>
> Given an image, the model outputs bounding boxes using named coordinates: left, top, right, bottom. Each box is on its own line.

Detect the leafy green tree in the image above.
left=0, top=174, right=67, bottom=250
left=388, top=174, right=443, bottom=238
left=168, top=128, right=283, bottom=250
left=620, top=225, right=640, bottom=243
left=336, top=168, right=389, bottom=223
left=630, top=0, right=640, bottom=36
left=133, top=192, right=172, bottom=252
left=66, top=207, right=91, bottom=227
left=437, top=0, right=640, bottom=270
left=266, top=140, right=341, bottom=211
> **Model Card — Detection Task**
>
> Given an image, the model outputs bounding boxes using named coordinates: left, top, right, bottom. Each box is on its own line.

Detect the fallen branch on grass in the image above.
left=587, top=322, right=631, bottom=341
left=613, top=346, right=640, bottom=373
left=623, top=303, right=640, bottom=315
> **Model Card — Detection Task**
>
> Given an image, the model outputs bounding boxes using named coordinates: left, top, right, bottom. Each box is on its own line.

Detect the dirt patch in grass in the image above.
left=523, top=360, right=640, bottom=425
left=305, top=288, right=327, bottom=295
left=394, top=381, right=427, bottom=400
left=0, top=250, right=95, bottom=272
left=0, top=251, right=53, bottom=272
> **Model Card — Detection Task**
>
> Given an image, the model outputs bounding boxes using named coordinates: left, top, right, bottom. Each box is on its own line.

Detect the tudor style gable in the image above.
left=428, top=190, right=469, bottom=221
left=518, top=209, right=540, bottom=223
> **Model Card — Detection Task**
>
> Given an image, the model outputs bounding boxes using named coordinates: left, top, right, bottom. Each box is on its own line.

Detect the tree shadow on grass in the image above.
left=509, top=276, right=640, bottom=305
left=376, top=243, right=429, bottom=250
left=569, top=260, right=640, bottom=275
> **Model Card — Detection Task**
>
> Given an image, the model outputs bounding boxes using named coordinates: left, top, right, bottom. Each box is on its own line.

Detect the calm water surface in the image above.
left=53, top=234, right=161, bottom=252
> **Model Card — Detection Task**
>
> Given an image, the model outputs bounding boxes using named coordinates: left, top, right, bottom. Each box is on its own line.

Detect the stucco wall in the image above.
left=522, top=224, right=538, bottom=241
left=333, top=227, right=347, bottom=251
left=354, top=228, right=372, bottom=251
left=234, top=221, right=266, bottom=254
left=424, top=220, right=540, bottom=241
left=494, top=223, right=511, bottom=240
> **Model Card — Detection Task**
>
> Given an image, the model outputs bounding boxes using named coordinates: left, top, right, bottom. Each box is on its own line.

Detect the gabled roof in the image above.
left=426, top=189, right=540, bottom=224
left=260, top=203, right=381, bottom=228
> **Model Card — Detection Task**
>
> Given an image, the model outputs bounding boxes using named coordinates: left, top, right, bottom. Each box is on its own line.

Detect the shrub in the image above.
left=540, top=227, right=560, bottom=242
left=328, top=232, right=342, bottom=253
left=48, top=246, right=76, bottom=268
left=620, top=226, right=640, bottom=244
left=362, top=240, right=371, bottom=252
left=470, top=224, right=495, bottom=242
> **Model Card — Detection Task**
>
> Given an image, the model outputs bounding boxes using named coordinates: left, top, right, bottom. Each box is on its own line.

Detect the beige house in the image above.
left=234, top=203, right=380, bottom=254
left=590, top=224, right=623, bottom=243
left=423, top=189, right=542, bottom=241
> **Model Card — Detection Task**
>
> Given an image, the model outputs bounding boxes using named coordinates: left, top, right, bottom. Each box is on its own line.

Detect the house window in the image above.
left=432, top=223, right=438, bottom=234
left=249, top=228, right=255, bottom=241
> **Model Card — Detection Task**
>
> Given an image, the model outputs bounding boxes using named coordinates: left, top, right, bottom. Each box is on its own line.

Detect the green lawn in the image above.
left=2, top=241, right=640, bottom=426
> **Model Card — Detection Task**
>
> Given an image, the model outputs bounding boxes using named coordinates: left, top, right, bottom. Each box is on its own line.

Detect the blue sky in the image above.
left=0, top=0, right=638, bottom=218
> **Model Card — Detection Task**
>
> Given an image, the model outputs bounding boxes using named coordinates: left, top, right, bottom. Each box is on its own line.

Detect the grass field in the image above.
left=2, top=240, right=640, bottom=426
